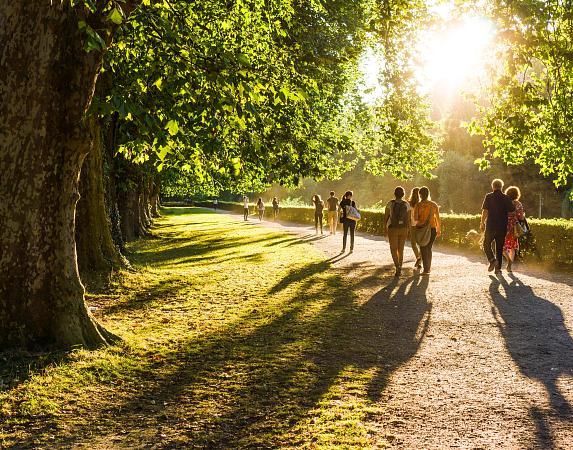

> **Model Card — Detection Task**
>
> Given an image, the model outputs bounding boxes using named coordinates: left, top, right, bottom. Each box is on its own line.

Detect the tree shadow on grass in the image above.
left=0, top=351, right=72, bottom=394
left=11, top=260, right=433, bottom=449
left=489, top=273, right=573, bottom=449
left=159, top=207, right=213, bottom=216
left=130, top=235, right=274, bottom=266
left=264, top=235, right=307, bottom=247
left=267, top=253, right=364, bottom=294
left=101, top=277, right=189, bottom=316
left=176, top=268, right=431, bottom=446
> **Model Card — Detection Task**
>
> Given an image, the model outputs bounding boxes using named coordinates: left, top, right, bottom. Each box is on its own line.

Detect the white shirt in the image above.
left=243, top=198, right=249, bottom=208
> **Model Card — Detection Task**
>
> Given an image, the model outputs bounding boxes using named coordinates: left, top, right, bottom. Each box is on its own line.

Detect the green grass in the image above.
left=0, top=207, right=402, bottom=448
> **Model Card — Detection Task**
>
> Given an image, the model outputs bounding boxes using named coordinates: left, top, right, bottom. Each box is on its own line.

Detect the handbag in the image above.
left=345, top=204, right=361, bottom=221
left=414, top=207, right=433, bottom=247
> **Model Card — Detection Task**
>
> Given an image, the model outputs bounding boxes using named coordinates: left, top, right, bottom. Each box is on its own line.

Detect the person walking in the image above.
left=408, top=187, right=422, bottom=269
left=503, top=186, right=525, bottom=272
left=272, top=197, right=279, bottom=220
left=480, top=179, right=515, bottom=273
left=384, top=186, right=411, bottom=277
left=339, top=191, right=357, bottom=253
left=256, top=198, right=265, bottom=221
left=312, top=194, right=325, bottom=235
left=243, top=196, right=250, bottom=221
left=213, top=198, right=218, bottom=210
left=413, top=186, right=441, bottom=275
left=326, top=191, right=339, bottom=235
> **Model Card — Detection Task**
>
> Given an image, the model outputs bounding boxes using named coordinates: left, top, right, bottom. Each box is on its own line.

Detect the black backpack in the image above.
left=389, top=200, right=408, bottom=228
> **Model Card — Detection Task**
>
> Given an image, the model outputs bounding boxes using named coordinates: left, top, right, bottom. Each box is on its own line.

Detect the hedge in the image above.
left=194, top=201, right=573, bottom=267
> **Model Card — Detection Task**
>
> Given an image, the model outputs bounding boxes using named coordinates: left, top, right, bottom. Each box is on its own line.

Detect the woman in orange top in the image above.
left=413, top=186, right=441, bottom=275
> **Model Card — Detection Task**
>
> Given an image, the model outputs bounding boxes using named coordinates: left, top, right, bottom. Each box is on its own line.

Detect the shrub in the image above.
left=193, top=201, right=573, bottom=266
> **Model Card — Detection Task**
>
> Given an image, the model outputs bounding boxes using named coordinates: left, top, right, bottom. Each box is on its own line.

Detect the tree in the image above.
left=0, top=0, right=445, bottom=349
left=471, top=0, right=573, bottom=188
left=0, top=2, right=137, bottom=348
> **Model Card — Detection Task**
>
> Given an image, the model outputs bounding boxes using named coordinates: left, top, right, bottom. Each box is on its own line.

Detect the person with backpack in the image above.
left=384, top=186, right=411, bottom=277
left=312, top=194, right=325, bottom=235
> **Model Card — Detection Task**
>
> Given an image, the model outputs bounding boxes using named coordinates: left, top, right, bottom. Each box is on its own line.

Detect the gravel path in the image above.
left=234, top=211, right=573, bottom=449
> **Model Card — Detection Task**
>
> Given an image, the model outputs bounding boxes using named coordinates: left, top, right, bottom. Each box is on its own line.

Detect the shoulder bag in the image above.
left=414, top=205, right=433, bottom=247
left=345, top=202, right=361, bottom=221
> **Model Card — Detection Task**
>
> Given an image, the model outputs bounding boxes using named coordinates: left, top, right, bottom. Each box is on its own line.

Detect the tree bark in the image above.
left=99, top=112, right=127, bottom=254
left=0, top=4, right=119, bottom=348
left=75, top=118, right=125, bottom=277
left=150, top=177, right=161, bottom=218
left=140, top=178, right=152, bottom=229
left=116, top=159, right=153, bottom=242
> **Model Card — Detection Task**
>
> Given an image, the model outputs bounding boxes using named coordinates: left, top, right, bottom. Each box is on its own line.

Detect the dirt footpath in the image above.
left=241, top=213, right=573, bottom=449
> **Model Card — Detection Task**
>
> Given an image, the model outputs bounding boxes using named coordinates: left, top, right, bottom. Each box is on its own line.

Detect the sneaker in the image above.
left=341, top=248, right=346, bottom=253
left=349, top=248, right=354, bottom=253
left=488, top=260, right=496, bottom=272
left=495, top=267, right=502, bottom=274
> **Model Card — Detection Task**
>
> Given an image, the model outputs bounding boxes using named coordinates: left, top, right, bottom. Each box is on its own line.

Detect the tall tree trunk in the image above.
left=150, top=177, right=161, bottom=218
left=117, top=159, right=152, bottom=242
left=140, top=178, right=152, bottom=229
left=118, top=188, right=140, bottom=243
left=104, top=116, right=127, bottom=254
left=0, top=4, right=120, bottom=348
left=75, top=118, right=124, bottom=277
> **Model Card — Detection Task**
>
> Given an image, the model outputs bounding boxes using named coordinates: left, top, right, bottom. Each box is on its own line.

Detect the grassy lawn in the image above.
left=0, top=207, right=394, bottom=449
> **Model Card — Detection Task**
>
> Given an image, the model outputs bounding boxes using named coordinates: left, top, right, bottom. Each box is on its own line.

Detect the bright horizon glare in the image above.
left=418, top=16, right=496, bottom=92
left=360, top=14, right=496, bottom=101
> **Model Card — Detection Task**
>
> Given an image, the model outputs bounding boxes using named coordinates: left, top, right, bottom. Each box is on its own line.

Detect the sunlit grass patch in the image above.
left=0, top=207, right=392, bottom=448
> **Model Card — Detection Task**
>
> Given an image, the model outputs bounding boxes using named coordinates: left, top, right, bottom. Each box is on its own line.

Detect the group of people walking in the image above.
left=308, top=187, right=441, bottom=275
left=480, top=178, right=526, bottom=273
left=241, top=177, right=526, bottom=278
left=242, top=196, right=280, bottom=221
left=383, top=186, right=440, bottom=277
left=311, top=191, right=357, bottom=252
left=381, top=178, right=526, bottom=277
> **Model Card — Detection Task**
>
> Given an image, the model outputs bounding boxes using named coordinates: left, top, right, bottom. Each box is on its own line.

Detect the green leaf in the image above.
left=166, top=120, right=179, bottom=136
left=108, top=8, right=123, bottom=25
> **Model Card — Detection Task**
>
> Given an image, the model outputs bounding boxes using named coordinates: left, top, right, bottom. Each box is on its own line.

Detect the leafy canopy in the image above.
left=470, top=0, right=573, bottom=187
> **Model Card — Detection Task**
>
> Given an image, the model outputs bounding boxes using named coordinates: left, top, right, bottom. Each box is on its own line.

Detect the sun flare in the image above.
left=418, top=16, right=496, bottom=91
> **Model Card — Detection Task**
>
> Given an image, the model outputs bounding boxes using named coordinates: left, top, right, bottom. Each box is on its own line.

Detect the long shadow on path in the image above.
left=489, top=274, right=573, bottom=448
